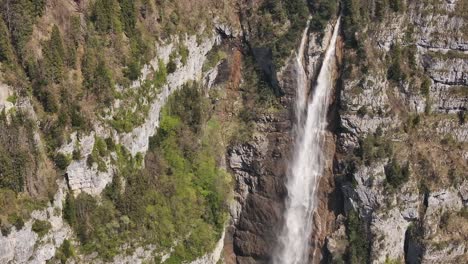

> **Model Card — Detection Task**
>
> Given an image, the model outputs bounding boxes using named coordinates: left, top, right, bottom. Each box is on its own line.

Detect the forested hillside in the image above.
left=0, top=0, right=466, bottom=264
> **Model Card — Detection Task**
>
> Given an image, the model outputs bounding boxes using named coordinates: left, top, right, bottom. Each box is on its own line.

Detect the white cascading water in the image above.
left=274, top=18, right=341, bottom=264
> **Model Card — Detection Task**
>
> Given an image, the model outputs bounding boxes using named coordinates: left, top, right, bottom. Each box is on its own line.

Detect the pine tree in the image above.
left=0, top=16, right=13, bottom=63
left=43, top=25, right=65, bottom=83
left=63, top=193, right=77, bottom=226
left=118, top=0, right=136, bottom=36
left=91, top=0, right=122, bottom=34
left=94, top=59, right=113, bottom=104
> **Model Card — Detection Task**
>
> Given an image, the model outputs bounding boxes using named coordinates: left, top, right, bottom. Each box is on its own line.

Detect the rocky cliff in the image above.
left=329, top=0, right=467, bottom=263
left=0, top=0, right=466, bottom=264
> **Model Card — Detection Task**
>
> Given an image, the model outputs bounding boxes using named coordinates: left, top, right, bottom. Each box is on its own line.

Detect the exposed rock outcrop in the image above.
left=59, top=34, right=219, bottom=195
left=332, top=1, right=468, bottom=263
left=0, top=31, right=224, bottom=263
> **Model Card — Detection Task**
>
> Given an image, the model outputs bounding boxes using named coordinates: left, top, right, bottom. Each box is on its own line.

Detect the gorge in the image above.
left=274, top=18, right=341, bottom=264
left=0, top=1, right=467, bottom=264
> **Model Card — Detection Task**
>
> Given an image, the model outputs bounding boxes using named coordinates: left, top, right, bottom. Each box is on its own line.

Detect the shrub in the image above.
left=105, top=137, right=116, bottom=152
left=357, top=133, right=393, bottom=165
left=118, top=0, right=136, bottom=36
left=94, top=137, right=108, bottom=157
left=72, top=148, right=81, bottom=160
left=0, top=144, right=25, bottom=192
left=63, top=193, right=77, bottom=226
left=203, top=49, right=226, bottom=72
left=8, top=214, right=24, bottom=230
left=389, top=0, right=403, bottom=12
left=54, top=153, right=71, bottom=170
left=421, top=78, right=431, bottom=96
left=384, top=158, right=410, bottom=188
left=153, top=60, right=167, bottom=87
left=458, top=111, right=466, bottom=125
left=123, top=59, right=141, bottom=80
left=387, top=43, right=405, bottom=82
left=179, top=45, right=189, bottom=65
left=346, top=210, right=369, bottom=263
left=68, top=83, right=230, bottom=261
left=32, top=220, right=52, bottom=237
left=1, top=1, right=44, bottom=59
left=310, top=0, right=338, bottom=32
left=55, top=239, right=74, bottom=264
left=357, top=106, right=368, bottom=117
left=167, top=59, right=177, bottom=74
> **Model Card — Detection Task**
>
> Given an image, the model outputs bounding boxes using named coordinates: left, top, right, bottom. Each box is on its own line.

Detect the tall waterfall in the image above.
left=274, top=18, right=341, bottom=264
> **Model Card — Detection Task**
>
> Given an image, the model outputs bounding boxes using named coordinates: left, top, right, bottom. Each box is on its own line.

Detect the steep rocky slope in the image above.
left=329, top=0, right=467, bottom=263
left=0, top=0, right=466, bottom=264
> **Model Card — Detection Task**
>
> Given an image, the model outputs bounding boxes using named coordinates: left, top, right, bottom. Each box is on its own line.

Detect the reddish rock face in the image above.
left=225, top=31, right=343, bottom=263
left=224, top=55, right=295, bottom=263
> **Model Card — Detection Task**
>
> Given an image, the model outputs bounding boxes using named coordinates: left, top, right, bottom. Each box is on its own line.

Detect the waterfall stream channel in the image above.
left=274, top=18, right=341, bottom=264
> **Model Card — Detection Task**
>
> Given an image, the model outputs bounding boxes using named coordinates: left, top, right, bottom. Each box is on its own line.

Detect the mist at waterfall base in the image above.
left=273, top=18, right=341, bottom=264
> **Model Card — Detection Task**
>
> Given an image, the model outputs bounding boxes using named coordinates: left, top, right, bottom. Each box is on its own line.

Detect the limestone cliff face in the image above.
left=0, top=31, right=227, bottom=264
left=225, top=19, right=342, bottom=263
left=330, top=1, right=468, bottom=263
left=59, top=35, right=219, bottom=196
left=1, top=1, right=466, bottom=264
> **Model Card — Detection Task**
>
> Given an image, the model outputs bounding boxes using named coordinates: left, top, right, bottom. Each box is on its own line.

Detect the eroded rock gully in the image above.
left=226, top=22, right=343, bottom=264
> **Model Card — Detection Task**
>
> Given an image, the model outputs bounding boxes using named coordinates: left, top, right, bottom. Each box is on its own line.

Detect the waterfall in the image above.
left=274, top=18, right=341, bottom=264
left=295, top=20, right=310, bottom=127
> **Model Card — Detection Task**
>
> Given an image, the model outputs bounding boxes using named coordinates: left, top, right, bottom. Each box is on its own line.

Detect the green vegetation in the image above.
left=54, top=153, right=71, bottom=171
left=110, top=60, right=167, bottom=133
left=32, top=219, right=51, bottom=238
left=387, top=43, right=406, bottom=82
left=0, top=113, right=39, bottom=193
left=357, top=106, right=368, bottom=117
left=83, top=55, right=115, bottom=106
left=0, top=189, right=48, bottom=235
left=179, top=44, right=189, bottom=65
left=243, top=0, right=309, bottom=66
left=356, top=131, right=393, bottom=165
left=309, top=0, right=338, bottom=31
left=55, top=239, right=75, bottom=264
left=384, top=158, right=410, bottom=188
left=420, top=77, right=431, bottom=96
left=384, top=257, right=402, bottom=264
left=0, top=16, right=14, bottom=64
left=458, top=111, right=466, bottom=125
left=43, top=25, right=65, bottom=83
left=203, top=49, right=227, bottom=72
left=346, top=210, right=369, bottom=264
left=389, top=0, right=404, bottom=12
left=0, top=0, right=45, bottom=59
left=87, top=137, right=109, bottom=172
left=64, top=84, right=231, bottom=261
left=91, top=0, right=123, bottom=34
left=63, top=193, right=77, bottom=227
left=220, top=54, right=285, bottom=144
left=0, top=0, right=243, bottom=251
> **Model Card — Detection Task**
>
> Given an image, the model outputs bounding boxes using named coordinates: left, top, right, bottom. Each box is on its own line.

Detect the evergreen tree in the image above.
left=91, top=0, right=122, bottom=34
left=0, top=16, right=13, bottom=63
left=63, top=193, right=77, bottom=226
left=81, top=45, right=97, bottom=93
left=388, top=43, right=405, bottom=82
left=43, top=25, right=65, bottom=83
left=118, top=0, right=136, bottom=36
left=94, top=59, right=113, bottom=105
left=0, top=0, right=45, bottom=59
